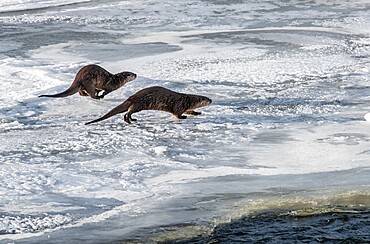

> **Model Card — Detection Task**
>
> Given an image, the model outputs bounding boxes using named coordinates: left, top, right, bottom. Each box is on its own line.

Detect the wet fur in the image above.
left=85, top=86, right=212, bottom=125
left=39, top=64, right=136, bottom=99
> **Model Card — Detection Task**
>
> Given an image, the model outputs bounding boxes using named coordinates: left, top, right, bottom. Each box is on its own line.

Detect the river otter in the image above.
left=85, top=86, right=212, bottom=124
left=39, top=64, right=136, bottom=99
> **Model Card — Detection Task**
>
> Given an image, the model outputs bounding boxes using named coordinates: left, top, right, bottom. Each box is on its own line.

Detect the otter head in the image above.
left=192, top=95, right=212, bottom=109
left=116, top=71, right=137, bottom=84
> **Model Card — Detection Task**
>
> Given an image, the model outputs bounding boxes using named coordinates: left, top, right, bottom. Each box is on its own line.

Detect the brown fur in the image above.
left=39, top=64, right=136, bottom=99
left=85, top=86, right=212, bottom=125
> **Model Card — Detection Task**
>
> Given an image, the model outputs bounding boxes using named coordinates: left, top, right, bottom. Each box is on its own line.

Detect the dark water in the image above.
left=165, top=210, right=370, bottom=243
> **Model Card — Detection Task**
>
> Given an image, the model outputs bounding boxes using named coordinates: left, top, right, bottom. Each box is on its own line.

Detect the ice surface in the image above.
left=0, top=0, right=91, bottom=13
left=0, top=0, right=370, bottom=242
left=364, top=113, right=370, bottom=122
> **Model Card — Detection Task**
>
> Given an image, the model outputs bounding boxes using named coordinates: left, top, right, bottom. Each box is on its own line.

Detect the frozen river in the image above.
left=1, top=0, right=370, bottom=242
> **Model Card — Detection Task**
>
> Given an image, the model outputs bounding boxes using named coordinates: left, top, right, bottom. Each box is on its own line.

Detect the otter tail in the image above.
left=38, top=84, right=79, bottom=98
left=85, top=101, right=131, bottom=125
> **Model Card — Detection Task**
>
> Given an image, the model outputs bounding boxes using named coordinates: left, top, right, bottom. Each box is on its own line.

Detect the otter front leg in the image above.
left=175, top=114, right=187, bottom=119
left=83, top=84, right=102, bottom=99
left=184, top=110, right=202, bottom=116
left=97, top=90, right=111, bottom=99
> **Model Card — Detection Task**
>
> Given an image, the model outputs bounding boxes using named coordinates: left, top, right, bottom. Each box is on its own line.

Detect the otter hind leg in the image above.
left=124, top=111, right=137, bottom=124
left=124, top=113, right=131, bottom=124
left=79, top=90, right=89, bottom=96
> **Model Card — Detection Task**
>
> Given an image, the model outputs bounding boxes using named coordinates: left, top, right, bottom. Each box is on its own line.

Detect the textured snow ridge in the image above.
left=0, top=214, right=72, bottom=234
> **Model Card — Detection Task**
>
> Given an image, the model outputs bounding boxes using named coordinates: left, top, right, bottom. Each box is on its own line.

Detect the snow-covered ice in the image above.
left=1, top=0, right=370, bottom=242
